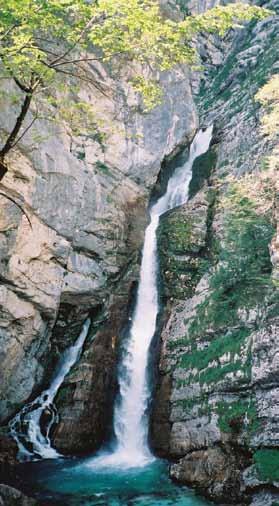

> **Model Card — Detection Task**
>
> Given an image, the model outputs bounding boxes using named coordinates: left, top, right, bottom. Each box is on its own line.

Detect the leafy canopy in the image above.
left=253, top=75, right=279, bottom=201
left=0, top=0, right=272, bottom=224
left=0, top=0, right=271, bottom=107
left=255, top=74, right=279, bottom=137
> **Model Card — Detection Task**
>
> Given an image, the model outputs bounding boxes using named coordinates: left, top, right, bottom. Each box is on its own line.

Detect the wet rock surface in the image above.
left=0, top=435, right=17, bottom=484
left=0, top=484, right=37, bottom=506
left=170, top=446, right=246, bottom=504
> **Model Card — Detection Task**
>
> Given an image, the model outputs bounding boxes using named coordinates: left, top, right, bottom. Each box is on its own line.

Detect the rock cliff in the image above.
left=152, top=1, right=279, bottom=504
left=0, top=1, right=279, bottom=505
left=0, top=38, right=197, bottom=457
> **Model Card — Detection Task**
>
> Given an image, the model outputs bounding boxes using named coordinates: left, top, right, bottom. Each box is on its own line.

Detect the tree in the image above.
left=0, top=0, right=271, bottom=183
left=255, top=74, right=279, bottom=138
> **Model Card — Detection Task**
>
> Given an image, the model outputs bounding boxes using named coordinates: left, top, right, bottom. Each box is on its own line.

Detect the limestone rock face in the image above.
left=158, top=189, right=210, bottom=300
left=0, top=32, right=197, bottom=458
left=170, top=447, right=245, bottom=504
left=153, top=2, right=279, bottom=504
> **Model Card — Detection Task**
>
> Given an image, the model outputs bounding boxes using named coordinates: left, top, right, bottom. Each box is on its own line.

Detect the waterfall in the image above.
left=10, top=318, right=91, bottom=461
left=92, top=126, right=213, bottom=469
left=10, top=127, right=212, bottom=467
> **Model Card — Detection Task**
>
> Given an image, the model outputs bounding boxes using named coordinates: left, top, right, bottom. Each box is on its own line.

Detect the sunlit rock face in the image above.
left=0, top=26, right=197, bottom=458
left=152, top=1, right=279, bottom=504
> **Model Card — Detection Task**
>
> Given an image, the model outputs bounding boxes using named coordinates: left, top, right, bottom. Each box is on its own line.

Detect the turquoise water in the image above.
left=20, top=458, right=211, bottom=506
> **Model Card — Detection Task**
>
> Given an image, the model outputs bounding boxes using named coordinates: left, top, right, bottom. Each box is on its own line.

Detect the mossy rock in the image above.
left=55, top=384, right=75, bottom=406
left=254, top=449, right=279, bottom=483
left=217, top=399, right=260, bottom=435
left=158, top=190, right=211, bottom=299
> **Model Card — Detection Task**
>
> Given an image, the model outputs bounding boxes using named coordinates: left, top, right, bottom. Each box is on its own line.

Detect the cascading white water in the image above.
left=91, top=126, right=213, bottom=469
left=10, top=318, right=91, bottom=461
left=10, top=127, right=212, bottom=468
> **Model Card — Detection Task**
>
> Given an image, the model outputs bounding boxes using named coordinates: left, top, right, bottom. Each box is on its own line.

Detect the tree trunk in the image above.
left=0, top=91, right=33, bottom=181
left=0, top=160, right=7, bottom=180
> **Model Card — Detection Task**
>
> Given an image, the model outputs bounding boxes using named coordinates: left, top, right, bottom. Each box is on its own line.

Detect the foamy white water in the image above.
left=90, top=126, right=213, bottom=469
left=10, top=319, right=91, bottom=460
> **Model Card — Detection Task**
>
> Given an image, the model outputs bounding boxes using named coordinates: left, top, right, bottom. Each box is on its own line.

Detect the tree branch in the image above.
left=10, top=115, right=37, bottom=150
left=41, top=61, right=112, bottom=99
left=0, top=91, right=33, bottom=163
left=0, top=191, right=32, bottom=228
left=0, top=23, right=19, bottom=41
left=49, top=15, right=103, bottom=66
left=14, top=77, right=32, bottom=94
left=51, top=51, right=128, bottom=67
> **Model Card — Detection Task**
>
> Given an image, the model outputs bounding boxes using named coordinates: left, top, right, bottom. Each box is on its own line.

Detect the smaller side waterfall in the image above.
left=10, top=319, right=91, bottom=461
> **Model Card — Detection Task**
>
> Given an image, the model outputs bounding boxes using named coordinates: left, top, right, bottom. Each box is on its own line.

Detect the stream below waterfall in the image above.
left=17, top=459, right=212, bottom=505
left=12, top=127, right=213, bottom=506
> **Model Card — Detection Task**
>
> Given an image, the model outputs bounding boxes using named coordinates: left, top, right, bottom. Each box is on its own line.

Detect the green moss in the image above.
left=76, top=150, right=85, bottom=160
left=177, top=314, right=255, bottom=387
left=167, top=336, right=191, bottom=350
left=106, top=194, right=114, bottom=204
left=173, top=397, right=201, bottom=411
left=217, top=399, right=260, bottom=434
left=55, top=384, right=73, bottom=405
left=161, top=255, right=210, bottom=299
left=95, top=160, right=115, bottom=177
left=254, top=450, right=279, bottom=482
left=188, top=187, right=275, bottom=337
left=173, top=395, right=211, bottom=417
left=158, top=201, right=212, bottom=300
left=88, top=130, right=108, bottom=150
left=180, top=328, right=250, bottom=372
left=159, top=215, right=193, bottom=254
left=199, top=360, right=247, bottom=385
left=175, top=0, right=190, bottom=16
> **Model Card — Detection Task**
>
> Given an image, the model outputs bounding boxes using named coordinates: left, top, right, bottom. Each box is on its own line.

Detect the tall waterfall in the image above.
left=10, top=127, right=212, bottom=467
left=93, top=126, right=213, bottom=469
left=10, top=318, right=91, bottom=460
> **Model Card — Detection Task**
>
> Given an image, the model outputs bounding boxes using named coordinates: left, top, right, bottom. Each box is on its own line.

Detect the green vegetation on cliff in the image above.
left=256, top=74, right=279, bottom=138
left=171, top=157, right=277, bottom=442
left=158, top=191, right=210, bottom=299
left=254, top=449, right=279, bottom=482
left=255, top=73, right=279, bottom=201
left=180, top=328, right=250, bottom=375
left=217, top=399, right=260, bottom=435
left=188, top=148, right=217, bottom=199
left=189, top=182, right=275, bottom=338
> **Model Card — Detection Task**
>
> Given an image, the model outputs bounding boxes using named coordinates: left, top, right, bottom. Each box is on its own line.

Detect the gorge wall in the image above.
left=152, top=1, right=279, bottom=504
left=0, top=46, right=197, bottom=451
left=0, top=1, right=278, bottom=505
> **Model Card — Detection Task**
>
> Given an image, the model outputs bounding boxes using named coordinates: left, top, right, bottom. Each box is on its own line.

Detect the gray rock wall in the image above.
left=0, top=52, right=197, bottom=444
